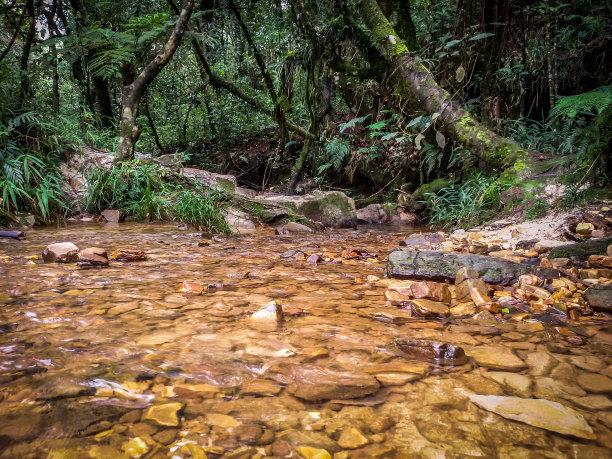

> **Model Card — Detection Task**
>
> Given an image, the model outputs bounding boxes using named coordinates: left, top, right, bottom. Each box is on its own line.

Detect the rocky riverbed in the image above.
left=1, top=218, right=612, bottom=458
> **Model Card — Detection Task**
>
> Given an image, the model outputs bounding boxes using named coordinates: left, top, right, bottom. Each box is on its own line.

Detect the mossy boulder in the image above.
left=259, top=191, right=356, bottom=228
left=548, top=237, right=612, bottom=261
left=399, top=178, right=452, bottom=210
left=387, top=249, right=562, bottom=285
left=180, top=168, right=236, bottom=194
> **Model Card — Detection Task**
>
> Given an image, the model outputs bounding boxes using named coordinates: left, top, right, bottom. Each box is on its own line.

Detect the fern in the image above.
left=318, top=137, right=351, bottom=174
left=339, top=115, right=370, bottom=133
left=550, top=85, right=612, bottom=119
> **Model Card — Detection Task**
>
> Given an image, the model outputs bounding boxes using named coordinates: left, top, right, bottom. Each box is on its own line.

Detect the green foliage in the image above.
left=318, top=137, right=351, bottom=174
left=427, top=173, right=503, bottom=229
left=84, top=161, right=230, bottom=233
left=525, top=198, right=550, bottom=220
left=0, top=115, right=69, bottom=222
left=550, top=86, right=612, bottom=119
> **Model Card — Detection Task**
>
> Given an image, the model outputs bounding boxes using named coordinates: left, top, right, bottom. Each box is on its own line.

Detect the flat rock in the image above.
left=241, top=379, right=282, bottom=396
left=180, top=167, right=236, bottom=193
left=576, top=373, right=612, bottom=394
left=223, top=207, right=256, bottom=231
left=142, top=402, right=183, bottom=426
left=584, top=285, right=612, bottom=312
left=467, top=345, right=527, bottom=371
left=548, top=237, right=612, bottom=261
left=572, top=395, right=612, bottom=411
left=469, top=395, right=596, bottom=440
left=42, top=242, right=79, bottom=263
left=387, top=250, right=561, bottom=285
left=275, top=222, right=313, bottom=234
left=484, top=372, right=532, bottom=397
left=78, top=247, right=109, bottom=267
left=285, top=365, right=379, bottom=401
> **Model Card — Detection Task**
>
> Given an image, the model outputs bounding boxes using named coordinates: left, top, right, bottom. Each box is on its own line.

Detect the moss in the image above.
left=413, top=178, right=453, bottom=201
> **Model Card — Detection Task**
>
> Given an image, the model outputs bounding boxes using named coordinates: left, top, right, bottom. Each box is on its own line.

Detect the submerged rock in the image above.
left=258, top=191, right=356, bottom=228
left=142, top=402, right=183, bottom=426
left=285, top=365, right=380, bottom=401
left=387, top=250, right=561, bottom=285
left=469, top=395, right=596, bottom=440
left=42, top=242, right=79, bottom=263
left=467, top=345, right=527, bottom=371
left=394, top=339, right=467, bottom=366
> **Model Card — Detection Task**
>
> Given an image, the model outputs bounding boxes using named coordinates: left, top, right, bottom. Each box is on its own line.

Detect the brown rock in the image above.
left=455, top=266, right=479, bottom=285
left=582, top=211, right=608, bottom=229
left=152, top=429, right=178, bottom=445
left=591, top=230, right=607, bottom=238
left=588, top=255, right=612, bottom=269
left=101, top=209, right=126, bottom=223
left=576, top=222, right=594, bottom=236
left=241, top=379, right=282, bottom=396
left=409, top=298, right=450, bottom=317
left=395, top=339, right=467, bottom=366
left=576, top=373, right=612, bottom=394
left=456, top=278, right=489, bottom=304
left=467, top=345, right=527, bottom=371
left=337, top=428, right=369, bottom=449
left=176, top=281, right=204, bottom=294
left=285, top=365, right=380, bottom=401
left=42, top=242, right=79, bottom=263
left=607, top=244, right=612, bottom=257
left=78, top=247, right=109, bottom=267
left=410, top=281, right=451, bottom=303
left=110, top=249, right=147, bottom=261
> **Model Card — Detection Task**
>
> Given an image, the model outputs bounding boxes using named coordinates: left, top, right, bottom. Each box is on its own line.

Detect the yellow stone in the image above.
left=338, top=427, right=369, bottom=449
left=121, top=437, right=150, bottom=457
left=296, top=446, right=332, bottom=459
left=142, top=402, right=183, bottom=426
left=88, top=445, right=129, bottom=459
left=205, top=413, right=240, bottom=428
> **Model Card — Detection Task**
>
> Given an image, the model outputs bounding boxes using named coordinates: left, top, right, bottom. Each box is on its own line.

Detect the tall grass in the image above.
left=427, top=174, right=503, bottom=229
left=85, top=161, right=230, bottom=233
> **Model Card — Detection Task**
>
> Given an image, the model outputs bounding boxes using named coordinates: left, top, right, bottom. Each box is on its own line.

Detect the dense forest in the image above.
left=0, top=0, right=610, bottom=228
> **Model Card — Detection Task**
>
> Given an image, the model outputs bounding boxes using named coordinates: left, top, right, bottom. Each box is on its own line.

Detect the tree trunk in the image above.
left=357, top=0, right=529, bottom=169
left=92, top=76, right=114, bottom=128
left=378, top=0, right=417, bottom=51
left=19, top=0, right=36, bottom=102
left=144, top=96, right=164, bottom=153
left=114, top=0, right=194, bottom=164
left=51, top=44, right=60, bottom=113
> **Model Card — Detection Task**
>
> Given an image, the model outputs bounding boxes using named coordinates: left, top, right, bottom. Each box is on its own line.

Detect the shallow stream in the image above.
left=1, top=223, right=611, bottom=458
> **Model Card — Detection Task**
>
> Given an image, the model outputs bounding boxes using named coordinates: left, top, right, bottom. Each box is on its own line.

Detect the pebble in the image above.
left=142, top=402, right=183, bottom=427
left=337, top=427, right=370, bottom=449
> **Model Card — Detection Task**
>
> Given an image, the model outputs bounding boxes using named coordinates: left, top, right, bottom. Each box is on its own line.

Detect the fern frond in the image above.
left=550, top=86, right=612, bottom=119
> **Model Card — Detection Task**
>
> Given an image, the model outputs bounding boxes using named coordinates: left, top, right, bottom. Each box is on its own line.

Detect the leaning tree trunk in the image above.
left=357, top=0, right=529, bottom=170
left=114, top=0, right=194, bottom=164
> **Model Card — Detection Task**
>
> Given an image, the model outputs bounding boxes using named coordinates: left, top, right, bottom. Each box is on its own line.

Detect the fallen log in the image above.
left=0, top=231, right=25, bottom=240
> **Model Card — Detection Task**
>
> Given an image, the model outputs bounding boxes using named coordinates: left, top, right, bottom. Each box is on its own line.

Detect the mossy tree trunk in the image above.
left=357, top=0, right=529, bottom=169
left=114, top=0, right=194, bottom=164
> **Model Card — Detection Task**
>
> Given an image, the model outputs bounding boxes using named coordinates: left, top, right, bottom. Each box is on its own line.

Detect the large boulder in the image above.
left=258, top=191, right=356, bottom=228
left=387, top=250, right=562, bottom=285
left=181, top=168, right=236, bottom=194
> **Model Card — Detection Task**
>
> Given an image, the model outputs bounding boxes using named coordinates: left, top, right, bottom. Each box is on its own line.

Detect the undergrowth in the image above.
left=85, top=161, right=230, bottom=233
left=426, top=173, right=504, bottom=229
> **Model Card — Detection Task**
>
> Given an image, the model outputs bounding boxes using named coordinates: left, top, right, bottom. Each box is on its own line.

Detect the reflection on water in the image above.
left=0, top=222, right=611, bottom=458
